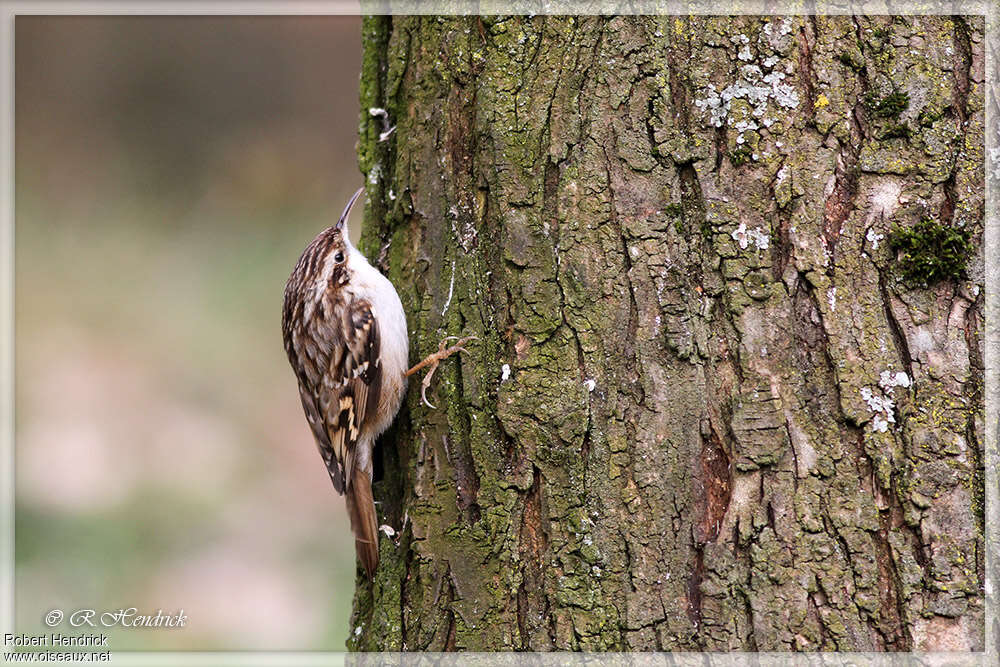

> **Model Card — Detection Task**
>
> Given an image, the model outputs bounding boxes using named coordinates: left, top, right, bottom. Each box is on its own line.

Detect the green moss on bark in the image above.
left=888, top=219, right=972, bottom=285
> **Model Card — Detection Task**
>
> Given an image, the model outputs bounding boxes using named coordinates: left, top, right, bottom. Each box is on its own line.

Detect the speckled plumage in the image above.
left=281, top=188, right=408, bottom=578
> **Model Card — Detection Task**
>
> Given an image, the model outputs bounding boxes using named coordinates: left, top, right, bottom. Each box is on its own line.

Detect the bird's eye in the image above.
left=334, top=251, right=345, bottom=263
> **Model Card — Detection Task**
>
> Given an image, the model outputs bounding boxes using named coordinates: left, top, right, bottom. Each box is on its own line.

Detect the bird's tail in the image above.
left=346, top=471, right=379, bottom=579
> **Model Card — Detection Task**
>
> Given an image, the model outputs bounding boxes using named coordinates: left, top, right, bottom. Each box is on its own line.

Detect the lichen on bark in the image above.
left=348, top=14, right=985, bottom=652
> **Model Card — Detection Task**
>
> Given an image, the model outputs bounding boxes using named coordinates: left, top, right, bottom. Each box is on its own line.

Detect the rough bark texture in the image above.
left=349, top=15, right=985, bottom=651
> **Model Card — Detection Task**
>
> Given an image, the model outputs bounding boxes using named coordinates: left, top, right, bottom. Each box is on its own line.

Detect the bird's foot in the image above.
left=405, top=335, right=477, bottom=409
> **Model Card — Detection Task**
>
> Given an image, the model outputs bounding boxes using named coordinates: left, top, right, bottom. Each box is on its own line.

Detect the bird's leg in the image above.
left=405, top=336, right=477, bottom=409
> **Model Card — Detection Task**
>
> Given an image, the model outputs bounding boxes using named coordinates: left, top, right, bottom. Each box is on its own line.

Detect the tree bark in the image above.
left=348, top=15, right=985, bottom=651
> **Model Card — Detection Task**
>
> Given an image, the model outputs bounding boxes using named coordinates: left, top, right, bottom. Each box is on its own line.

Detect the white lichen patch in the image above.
left=731, top=223, right=749, bottom=248
left=731, top=222, right=770, bottom=250
left=694, top=27, right=799, bottom=139
left=762, top=18, right=794, bottom=40
left=827, top=286, right=837, bottom=312
left=695, top=69, right=800, bottom=130
left=866, top=228, right=885, bottom=250
left=368, top=107, right=387, bottom=118
left=861, top=386, right=895, bottom=415
left=871, top=414, right=891, bottom=433
left=501, top=363, right=511, bottom=382
left=733, top=118, right=759, bottom=134
left=879, top=370, right=911, bottom=391
left=862, top=370, right=911, bottom=432
left=584, top=379, right=596, bottom=392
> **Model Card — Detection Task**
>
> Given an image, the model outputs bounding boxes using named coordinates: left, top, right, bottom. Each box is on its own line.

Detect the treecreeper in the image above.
left=281, top=186, right=473, bottom=578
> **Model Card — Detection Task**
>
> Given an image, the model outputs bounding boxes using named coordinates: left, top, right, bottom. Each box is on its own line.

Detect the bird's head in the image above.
left=316, top=186, right=365, bottom=288
left=283, top=187, right=366, bottom=315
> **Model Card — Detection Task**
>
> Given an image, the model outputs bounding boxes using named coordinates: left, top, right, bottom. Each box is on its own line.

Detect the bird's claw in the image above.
left=407, top=335, right=478, bottom=409
left=420, top=373, right=437, bottom=409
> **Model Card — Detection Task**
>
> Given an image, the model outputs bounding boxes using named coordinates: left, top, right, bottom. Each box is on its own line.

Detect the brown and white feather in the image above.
left=281, top=188, right=408, bottom=578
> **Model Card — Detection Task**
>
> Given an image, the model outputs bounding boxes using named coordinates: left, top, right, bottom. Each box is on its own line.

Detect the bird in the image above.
left=282, top=187, right=472, bottom=579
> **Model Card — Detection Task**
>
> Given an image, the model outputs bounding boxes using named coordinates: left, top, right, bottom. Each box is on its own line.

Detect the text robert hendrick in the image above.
left=5, top=634, right=109, bottom=647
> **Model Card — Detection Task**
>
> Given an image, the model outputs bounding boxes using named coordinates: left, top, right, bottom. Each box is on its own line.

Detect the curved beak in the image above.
left=335, top=187, right=365, bottom=231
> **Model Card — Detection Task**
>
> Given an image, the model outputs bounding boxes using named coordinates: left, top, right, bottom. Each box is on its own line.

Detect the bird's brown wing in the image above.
left=318, top=298, right=382, bottom=492
left=296, top=383, right=343, bottom=490
left=282, top=283, right=346, bottom=492
left=282, top=284, right=382, bottom=495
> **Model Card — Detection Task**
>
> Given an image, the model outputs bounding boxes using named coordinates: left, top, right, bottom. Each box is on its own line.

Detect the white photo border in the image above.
left=0, top=2, right=994, bottom=665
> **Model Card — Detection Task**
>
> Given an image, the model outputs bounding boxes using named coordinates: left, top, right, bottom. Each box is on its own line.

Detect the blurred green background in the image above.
left=15, top=16, right=364, bottom=650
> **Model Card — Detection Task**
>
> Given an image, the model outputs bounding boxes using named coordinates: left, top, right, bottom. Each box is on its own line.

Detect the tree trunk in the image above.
left=348, top=14, right=985, bottom=651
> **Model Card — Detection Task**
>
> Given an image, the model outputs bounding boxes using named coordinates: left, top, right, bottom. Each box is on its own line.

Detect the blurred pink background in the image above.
left=15, top=16, right=365, bottom=650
